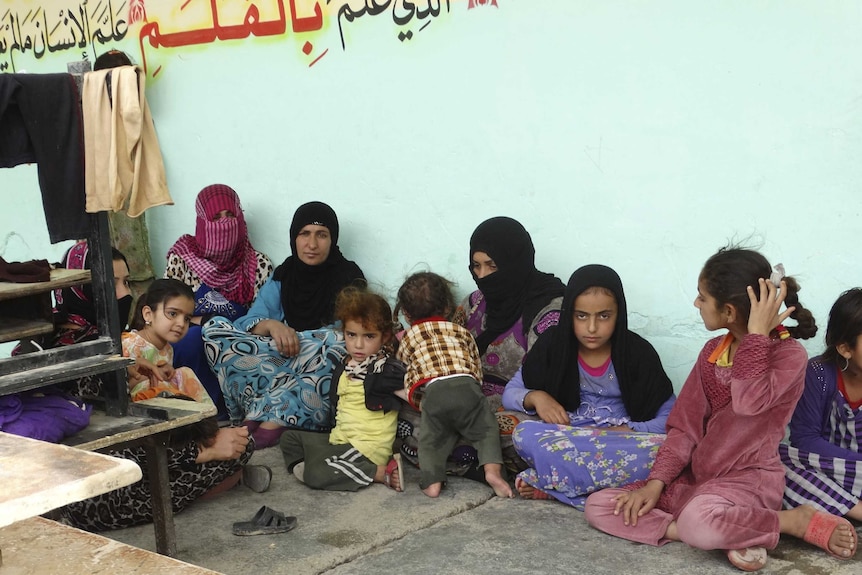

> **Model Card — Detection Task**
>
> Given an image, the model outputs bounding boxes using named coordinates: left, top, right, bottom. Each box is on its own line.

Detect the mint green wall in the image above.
left=2, top=2, right=861, bottom=386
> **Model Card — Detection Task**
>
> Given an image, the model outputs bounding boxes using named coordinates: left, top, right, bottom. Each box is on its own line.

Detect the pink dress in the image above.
left=585, top=332, right=806, bottom=551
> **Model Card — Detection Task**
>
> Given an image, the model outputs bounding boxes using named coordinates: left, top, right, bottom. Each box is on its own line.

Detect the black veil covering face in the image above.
left=469, top=217, right=564, bottom=355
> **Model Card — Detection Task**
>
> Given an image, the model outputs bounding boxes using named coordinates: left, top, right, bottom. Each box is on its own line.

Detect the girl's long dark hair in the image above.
left=700, top=247, right=817, bottom=340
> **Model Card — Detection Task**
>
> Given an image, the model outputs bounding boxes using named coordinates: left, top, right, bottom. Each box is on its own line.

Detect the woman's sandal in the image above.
left=802, top=510, right=857, bottom=559
left=515, top=477, right=551, bottom=500
left=232, top=505, right=297, bottom=536
left=726, top=547, right=767, bottom=572
left=383, top=453, right=404, bottom=492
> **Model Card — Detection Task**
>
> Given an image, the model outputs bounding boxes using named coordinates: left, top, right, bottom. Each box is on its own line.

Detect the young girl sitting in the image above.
left=124, top=279, right=213, bottom=407
left=503, top=264, right=676, bottom=507
left=395, top=272, right=513, bottom=499
left=280, top=286, right=406, bottom=491
left=781, top=288, right=862, bottom=524
left=585, top=247, right=856, bottom=571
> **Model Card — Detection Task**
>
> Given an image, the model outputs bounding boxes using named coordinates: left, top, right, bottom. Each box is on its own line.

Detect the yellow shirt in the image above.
left=329, top=372, right=397, bottom=465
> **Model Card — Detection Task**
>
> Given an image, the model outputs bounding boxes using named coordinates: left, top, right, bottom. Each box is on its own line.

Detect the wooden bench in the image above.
left=61, top=397, right=217, bottom=557
left=0, top=432, right=142, bottom=528
left=0, top=516, right=223, bottom=574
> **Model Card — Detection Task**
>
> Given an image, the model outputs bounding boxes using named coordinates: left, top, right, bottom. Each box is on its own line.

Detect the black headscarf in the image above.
left=469, top=217, right=564, bottom=355
left=273, top=201, right=364, bottom=331
left=521, top=264, right=673, bottom=422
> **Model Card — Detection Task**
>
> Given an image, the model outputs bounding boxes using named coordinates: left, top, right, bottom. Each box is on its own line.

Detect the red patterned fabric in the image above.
left=167, top=184, right=258, bottom=306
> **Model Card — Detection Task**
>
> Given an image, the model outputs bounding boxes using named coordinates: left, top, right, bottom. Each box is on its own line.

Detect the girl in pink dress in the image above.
left=584, top=247, right=857, bottom=571
left=123, top=279, right=212, bottom=406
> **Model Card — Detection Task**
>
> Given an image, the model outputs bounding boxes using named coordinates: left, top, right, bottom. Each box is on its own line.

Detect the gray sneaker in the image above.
left=241, top=465, right=272, bottom=493
left=292, top=462, right=305, bottom=484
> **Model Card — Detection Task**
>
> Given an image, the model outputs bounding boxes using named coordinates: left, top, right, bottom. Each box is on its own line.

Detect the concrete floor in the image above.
left=105, top=446, right=861, bottom=575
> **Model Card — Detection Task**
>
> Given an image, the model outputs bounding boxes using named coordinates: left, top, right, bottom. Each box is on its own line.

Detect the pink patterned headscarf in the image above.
left=168, top=184, right=258, bottom=306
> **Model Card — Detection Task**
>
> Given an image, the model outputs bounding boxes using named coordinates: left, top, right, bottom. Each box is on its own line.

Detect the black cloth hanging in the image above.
left=0, top=73, right=88, bottom=243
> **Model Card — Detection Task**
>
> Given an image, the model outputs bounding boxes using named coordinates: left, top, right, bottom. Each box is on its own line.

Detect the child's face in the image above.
left=344, top=319, right=386, bottom=363
left=572, top=289, right=617, bottom=354
left=143, top=296, right=194, bottom=344
left=694, top=280, right=727, bottom=332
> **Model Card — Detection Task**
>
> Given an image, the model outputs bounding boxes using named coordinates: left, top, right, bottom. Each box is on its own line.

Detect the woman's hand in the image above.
left=747, top=278, right=795, bottom=337
left=252, top=319, right=299, bottom=357
left=612, top=479, right=664, bottom=526
left=524, top=390, right=570, bottom=425
left=196, top=426, right=250, bottom=463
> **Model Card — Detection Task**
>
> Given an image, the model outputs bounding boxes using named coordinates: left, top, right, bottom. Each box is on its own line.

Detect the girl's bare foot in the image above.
left=485, top=464, right=514, bottom=498
left=422, top=482, right=442, bottom=498
left=779, top=505, right=857, bottom=558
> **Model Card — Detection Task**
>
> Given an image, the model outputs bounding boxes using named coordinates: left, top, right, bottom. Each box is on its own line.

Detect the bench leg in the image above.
left=143, top=434, right=176, bottom=557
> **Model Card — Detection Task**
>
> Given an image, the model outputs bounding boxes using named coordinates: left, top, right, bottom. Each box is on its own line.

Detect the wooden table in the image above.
left=0, top=432, right=142, bottom=529
left=0, top=516, right=223, bottom=574
left=63, top=397, right=218, bottom=557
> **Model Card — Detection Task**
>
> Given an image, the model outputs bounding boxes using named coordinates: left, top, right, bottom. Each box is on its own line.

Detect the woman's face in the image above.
left=212, top=209, right=236, bottom=221
left=113, top=259, right=131, bottom=300
left=471, top=251, right=498, bottom=279
left=295, top=224, right=332, bottom=266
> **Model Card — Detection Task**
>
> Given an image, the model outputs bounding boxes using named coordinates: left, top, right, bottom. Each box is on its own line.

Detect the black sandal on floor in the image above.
left=232, top=505, right=297, bottom=536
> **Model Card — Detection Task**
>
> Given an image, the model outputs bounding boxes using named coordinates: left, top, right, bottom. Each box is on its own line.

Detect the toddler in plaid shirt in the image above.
left=395, top=272, right=513, bottom=498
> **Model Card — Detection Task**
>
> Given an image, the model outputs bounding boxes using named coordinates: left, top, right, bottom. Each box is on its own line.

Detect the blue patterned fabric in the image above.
left=513, top=423, right=665, bottom=509
left=202, top=316, right=347, bottom=430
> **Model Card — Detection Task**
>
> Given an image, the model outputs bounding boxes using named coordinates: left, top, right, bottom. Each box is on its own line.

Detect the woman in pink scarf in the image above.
left=166, top=184, right=273, bottom=418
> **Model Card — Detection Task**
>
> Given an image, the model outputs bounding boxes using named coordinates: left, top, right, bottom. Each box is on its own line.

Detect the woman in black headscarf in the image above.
left=458, top=216, right=565, bottom=396
left=203, top=202, right=365, bottom=447
left=503, top=264, right=676, bottom=506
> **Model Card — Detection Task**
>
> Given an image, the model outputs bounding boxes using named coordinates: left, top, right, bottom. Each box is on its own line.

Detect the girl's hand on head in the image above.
left=612, top=479, right=663, bottom=527
left=525, top=391, right=570, bottom=425
left=746, top=279, right=795, bottom=337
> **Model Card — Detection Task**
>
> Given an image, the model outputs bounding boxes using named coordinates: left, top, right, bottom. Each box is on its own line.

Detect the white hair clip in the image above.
left=769, top=263, right=785, bottom=287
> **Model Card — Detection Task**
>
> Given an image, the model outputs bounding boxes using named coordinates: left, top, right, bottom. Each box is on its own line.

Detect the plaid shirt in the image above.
left=397, top=319, right=483, bottom=409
